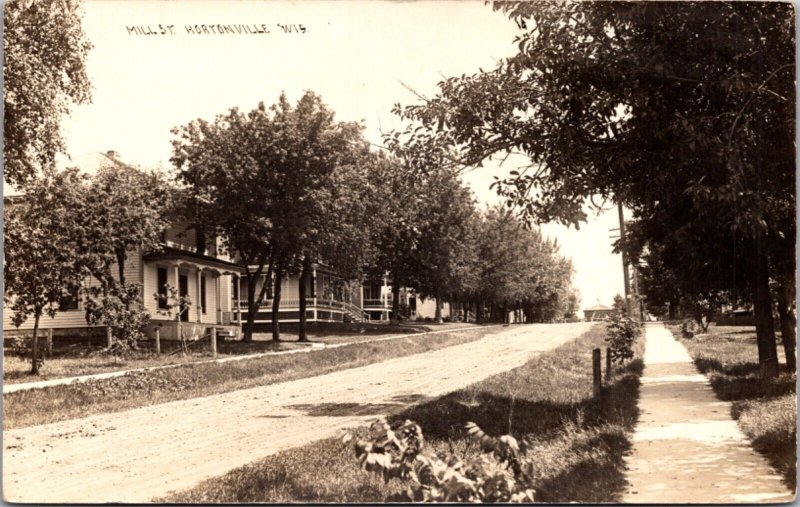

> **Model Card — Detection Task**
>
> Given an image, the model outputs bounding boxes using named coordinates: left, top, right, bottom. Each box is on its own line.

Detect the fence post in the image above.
left=47, top=328, right=53, bottom=357
left=606, top=347, right=612, bottom=381
left=106, top=326, right=113, bottom=349
left=210, top=327, right=217, bottom=357
left=155, top=327, right=161, bottom=355
left=593, top=348, right=602, bottom=397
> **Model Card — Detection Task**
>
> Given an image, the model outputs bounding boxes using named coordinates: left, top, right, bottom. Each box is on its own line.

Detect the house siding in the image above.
left=3, top=247, right=144, bottom=332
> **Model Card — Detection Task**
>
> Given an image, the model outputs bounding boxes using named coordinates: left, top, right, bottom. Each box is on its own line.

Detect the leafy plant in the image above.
left=605, top=314, right=641, bottom=364
left=343, top=418, right=535, bottom=502
left=84, top=283, right=150, bottom=354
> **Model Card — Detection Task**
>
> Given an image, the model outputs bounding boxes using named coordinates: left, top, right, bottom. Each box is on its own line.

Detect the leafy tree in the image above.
left=172, top=102, right=278, bottom=342
left=79, top=160, right=173, bottom=350
left=4, top=0, right=92, bottom=187
left=414, top=169, right=479, bottom=323
left=393, top=1, right=794, bottom=377
left=295, top=160, right=376, bottom=340
left=3, top=170, right=86, bottom=373
left=364, top=156, right=428, bottom=322
left=172, top=92, right=367, bottom=341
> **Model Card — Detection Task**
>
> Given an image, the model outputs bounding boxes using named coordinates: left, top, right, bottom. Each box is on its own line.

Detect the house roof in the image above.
left=584, top=304, right=613, bottom=312
left=144, top=246, right=245, bottom=274
left=4, top=151, right=136, bottom=197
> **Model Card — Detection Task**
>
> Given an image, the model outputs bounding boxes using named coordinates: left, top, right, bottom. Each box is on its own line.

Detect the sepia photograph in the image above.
left=2, top=0, right=796, bottom=503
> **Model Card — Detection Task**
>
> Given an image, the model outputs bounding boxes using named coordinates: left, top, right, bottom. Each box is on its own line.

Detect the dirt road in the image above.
left=4, top=322, right=591, bottom=503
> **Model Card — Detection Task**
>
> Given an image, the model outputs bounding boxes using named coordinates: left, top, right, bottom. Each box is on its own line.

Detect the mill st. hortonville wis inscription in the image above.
left=126, top=23, right=307, bottom=36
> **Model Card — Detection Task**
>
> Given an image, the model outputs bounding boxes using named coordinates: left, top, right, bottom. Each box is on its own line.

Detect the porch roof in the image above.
left=144, top=246, right=245, bottom=275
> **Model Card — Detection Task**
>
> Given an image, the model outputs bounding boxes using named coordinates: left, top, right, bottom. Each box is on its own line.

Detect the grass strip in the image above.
left=674, top=325, right=796, bottom=492
left=161, top=324, right=644, bottom=503
left=3, top=322, right=447, bottom=384
left=4, top=326, right=496, bottom=430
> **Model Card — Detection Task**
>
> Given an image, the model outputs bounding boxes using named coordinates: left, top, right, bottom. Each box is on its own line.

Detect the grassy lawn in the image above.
left=674, top=324, right=796, bottom=491
left=3, top=325, right=496, bottom=430
left=161, top=324, right=645, bottom=504
left=3, top=321, right=465, bottom=384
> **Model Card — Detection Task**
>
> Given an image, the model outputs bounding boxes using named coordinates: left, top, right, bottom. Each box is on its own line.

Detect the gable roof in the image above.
left=4, top=151, right=134, bottom=198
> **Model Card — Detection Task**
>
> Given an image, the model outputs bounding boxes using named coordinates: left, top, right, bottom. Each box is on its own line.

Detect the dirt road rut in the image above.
left=4, top=322, right=590, bottom=503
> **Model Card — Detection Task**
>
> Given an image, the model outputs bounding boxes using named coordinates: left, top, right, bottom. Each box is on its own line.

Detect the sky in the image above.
left=59, top=0, right=626, bottom=311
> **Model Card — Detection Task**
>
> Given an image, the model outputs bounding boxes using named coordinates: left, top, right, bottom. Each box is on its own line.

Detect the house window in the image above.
left=232, top=278, right=239, bottom=301
left=157, top=267, right=168, bottom=309
left=179, top=274, right=189, bottom=322
left=200, top=274, right=207, bottom=314
left=59, top=287, right=79, bottom=311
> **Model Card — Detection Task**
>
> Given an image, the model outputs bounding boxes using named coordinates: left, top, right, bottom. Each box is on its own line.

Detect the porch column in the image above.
left=196, top=269, right=202, bottom=323
left=173, top=265, right=181, bottom=324
left=236, top=275, right=242, bottom=325
left=215, top=273, right=222, bottom=324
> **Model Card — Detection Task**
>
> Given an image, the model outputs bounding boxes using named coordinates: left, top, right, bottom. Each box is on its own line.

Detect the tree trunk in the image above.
left=435, top=295, right=443, bottom=323
left=776, top=281, right=796, bottom=372
left=31, top=311, right=41, bottom=375
left=243, top=274, right=258, bottom=342
left=298, top=256, right=311, bottom=342
left=242, top=259, right=274, bottom=342
left=391, top=282, right=401, bottom=322
left=476, top=300, right=483, bottom=324
left=753, top=240, right=779, bottom=378
left=272, top=259, right=284, bottom=342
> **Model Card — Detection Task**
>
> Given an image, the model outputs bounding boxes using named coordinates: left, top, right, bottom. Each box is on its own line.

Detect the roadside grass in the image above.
left=3, top=326, right=496, bottom=430
left=3, top=321, right=462, bottom=384
left=161, top=324, right=645, bottom=504
left=674, top=324, right=796, bottom=491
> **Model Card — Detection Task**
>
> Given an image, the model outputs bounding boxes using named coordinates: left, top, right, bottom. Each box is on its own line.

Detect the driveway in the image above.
left=3, top=322, right=591, bottom=503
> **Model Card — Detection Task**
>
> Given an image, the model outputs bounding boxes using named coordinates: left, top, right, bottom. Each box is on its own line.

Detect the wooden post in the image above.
left=47, top=328, right=53, bottom=357
left=155, top=327, right=161, bottom=354
left=606, top=347, right=612, bottom=381
left=106, top=326, right=113, bottom=349
left=210, top=327, right=217, bottom=357
left=593, top=348, right=602, bottom=397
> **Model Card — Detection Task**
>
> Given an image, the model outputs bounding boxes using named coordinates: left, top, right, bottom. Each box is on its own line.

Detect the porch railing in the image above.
left=363, top=297, right=392, bottom=308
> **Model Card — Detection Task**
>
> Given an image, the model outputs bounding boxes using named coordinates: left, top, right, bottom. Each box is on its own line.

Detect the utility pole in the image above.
left=617, top=203, right=632, bottom=317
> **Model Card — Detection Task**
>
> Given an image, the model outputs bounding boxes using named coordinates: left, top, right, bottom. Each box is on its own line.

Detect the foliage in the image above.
left=77, top=159, right=172, bottom=350
left=605, top=314, right=640, bottom=364
left=83, top=284, right=149, bottom=354
left=153, top=284, right=192, bottom=322
left=171, top=92, right=369, bottom=341
left=3, top=0, right=92, bottom=187
left=345, top=418, right=535, bottom=502
left=470, top=207, right=575, bottom=323
left=391, top=0, right=794, bottom=376
left=680, top=320, right=695, bottom=339
left=3, top=170, right=87, bottom=373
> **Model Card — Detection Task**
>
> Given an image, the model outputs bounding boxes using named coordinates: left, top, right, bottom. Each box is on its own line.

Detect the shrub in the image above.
left=344, top=418, right=535, bottom=502
left=605, top=314, right=641, bottom=364
left=681, top=319, right=696, bottom=339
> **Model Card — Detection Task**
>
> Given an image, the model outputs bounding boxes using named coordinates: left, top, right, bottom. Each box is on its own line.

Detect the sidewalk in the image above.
left=623, top=324, right=794, bottom=503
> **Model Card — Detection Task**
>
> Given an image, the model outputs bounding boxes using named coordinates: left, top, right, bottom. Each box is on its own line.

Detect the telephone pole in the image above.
left=617, top=203, right=632, bottom=317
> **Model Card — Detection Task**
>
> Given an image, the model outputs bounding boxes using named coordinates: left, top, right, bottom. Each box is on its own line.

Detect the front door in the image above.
left=179, top=274, right=189, bottom=322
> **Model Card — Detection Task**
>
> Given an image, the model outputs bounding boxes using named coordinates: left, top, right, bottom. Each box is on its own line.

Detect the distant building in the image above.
left=583, top=304, right=615, bottom=321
